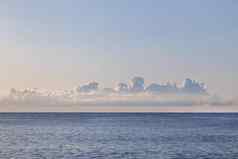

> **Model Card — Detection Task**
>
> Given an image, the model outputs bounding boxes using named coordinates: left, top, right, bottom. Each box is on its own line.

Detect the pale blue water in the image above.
left=0, top=113, right=238, bottom=159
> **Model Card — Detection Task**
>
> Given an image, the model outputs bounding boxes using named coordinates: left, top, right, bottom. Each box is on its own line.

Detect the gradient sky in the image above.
left=0, top=0, right=238, bottom=98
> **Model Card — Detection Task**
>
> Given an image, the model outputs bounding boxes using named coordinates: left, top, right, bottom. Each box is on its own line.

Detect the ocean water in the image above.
left=0, top=113, right=238, bottom=159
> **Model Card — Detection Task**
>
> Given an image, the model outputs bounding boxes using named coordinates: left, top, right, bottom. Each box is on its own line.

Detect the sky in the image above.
left=0, top=1, right=238, bottom=111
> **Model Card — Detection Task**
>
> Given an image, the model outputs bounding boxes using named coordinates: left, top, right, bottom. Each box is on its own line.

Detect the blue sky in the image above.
left=0, top=0, right=238, bottom=98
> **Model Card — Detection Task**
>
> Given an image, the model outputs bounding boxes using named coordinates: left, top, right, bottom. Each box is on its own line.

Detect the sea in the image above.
left=0, top=113, right=238, bottom=159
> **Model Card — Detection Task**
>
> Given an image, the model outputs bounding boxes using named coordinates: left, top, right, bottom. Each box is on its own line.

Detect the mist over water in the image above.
left=1, top=113, right=238, bottom=159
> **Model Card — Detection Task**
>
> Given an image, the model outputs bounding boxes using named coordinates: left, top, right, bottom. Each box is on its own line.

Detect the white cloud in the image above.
left=129, top=76, right=145, bottom=93
left=76, top=82, right=99, bottom=93
left=182, top=78, right=207, bottom=94
left=0, top=77, right=235, bottom=108
left=146, top=82, right=178, bottom=94
left=114, top=83, right=129, bottom=93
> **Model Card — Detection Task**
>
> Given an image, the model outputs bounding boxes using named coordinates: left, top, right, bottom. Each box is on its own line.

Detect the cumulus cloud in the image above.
left=182, top=78, right=207, bottom=94
left=0, top=76, right=235, bottom=108
left=114, top=83, right=129, bottom=93
left=76, top=82, right=99, bottom=93
left=1, top=88, right=72, bottom=106
left=129, top=76, right=145, bottom=93
left=146, top=82, right=178, bottom=94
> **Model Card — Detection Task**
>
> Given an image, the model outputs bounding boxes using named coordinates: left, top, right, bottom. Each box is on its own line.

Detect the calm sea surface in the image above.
left=0, top=113, right=238, bottom=159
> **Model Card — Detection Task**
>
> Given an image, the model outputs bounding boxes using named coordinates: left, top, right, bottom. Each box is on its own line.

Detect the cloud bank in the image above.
left=0, top=77, right=236, bottom=108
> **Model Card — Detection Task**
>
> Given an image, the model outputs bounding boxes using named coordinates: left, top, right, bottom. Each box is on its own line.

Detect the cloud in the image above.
left=182, top=78, right=207, bottom=94
left=1, top=88, right=68, bottom=106
left=129, top=76, right=145, bottom=93
left=76, top=82, right=99, bottom=93
left=146, top=82, right=178, bottom=94
left=145, top=78, right=207, bottom=95
left=114, top=83, right=129, bottom=93
left=0, top=76, right=235, bottom=108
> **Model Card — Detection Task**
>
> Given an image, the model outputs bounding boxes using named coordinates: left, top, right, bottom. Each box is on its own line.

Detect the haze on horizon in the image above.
left=0, top=1, right=237, bottom=111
